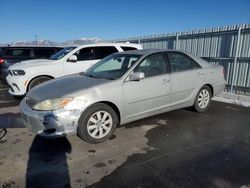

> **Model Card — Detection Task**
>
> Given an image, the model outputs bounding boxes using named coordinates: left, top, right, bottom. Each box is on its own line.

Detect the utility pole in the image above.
left=35, top=35, right=38, bottom=46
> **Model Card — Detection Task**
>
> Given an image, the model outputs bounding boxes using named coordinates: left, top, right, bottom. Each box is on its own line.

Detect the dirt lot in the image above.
left=0, top=82, right=250, bottom=188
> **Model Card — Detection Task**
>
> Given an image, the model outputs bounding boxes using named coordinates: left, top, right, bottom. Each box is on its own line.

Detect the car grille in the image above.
left=8, top=70, right=13, bottom=76
left=26, top=97, right=37, bottom=108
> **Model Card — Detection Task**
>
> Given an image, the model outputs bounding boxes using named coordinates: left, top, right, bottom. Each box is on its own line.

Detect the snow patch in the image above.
left=212, top=96, right=250, bottom=107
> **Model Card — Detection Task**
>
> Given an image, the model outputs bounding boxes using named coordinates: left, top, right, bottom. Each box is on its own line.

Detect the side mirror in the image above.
left=67, top=55, right=77, bottom=63
left=129, top=72, right=145, bottom=81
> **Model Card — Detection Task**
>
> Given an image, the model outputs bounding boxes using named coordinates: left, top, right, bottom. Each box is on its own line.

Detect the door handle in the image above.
left=199, top=72, right=205, bottom=76
left=162, top=79, right=170, bottom=84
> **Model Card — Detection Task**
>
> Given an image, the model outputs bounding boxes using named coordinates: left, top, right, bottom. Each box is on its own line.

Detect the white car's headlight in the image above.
left=33, top=98, right=74, bottom=111
left=12, top=69, right=25, bottom=76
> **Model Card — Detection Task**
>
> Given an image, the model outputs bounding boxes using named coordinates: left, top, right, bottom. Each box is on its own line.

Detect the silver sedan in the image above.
left=20, top=49, right=226, bottom=143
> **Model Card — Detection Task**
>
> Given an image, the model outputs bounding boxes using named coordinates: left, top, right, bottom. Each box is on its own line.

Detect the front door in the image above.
left=123, top=52, right=172, bottom=121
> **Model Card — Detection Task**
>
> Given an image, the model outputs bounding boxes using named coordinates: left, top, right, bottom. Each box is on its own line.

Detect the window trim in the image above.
left=166, top=51, right=201, bottom=73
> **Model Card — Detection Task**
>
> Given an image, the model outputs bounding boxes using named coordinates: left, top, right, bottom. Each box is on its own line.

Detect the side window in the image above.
left=121, top=46, right=137, bottom=51
left=76, top=46, right=118, bottom=61
left=33, top=49, right=54, bottom=58
left=94, top=46, right=118, bottom=59
left=5, top=49, right=30, bottom=57
left=167, top=52, right=200, bottom=72
left=76, top=47, right=96, bottom=61
left=134, top=53, right=167, bottom=78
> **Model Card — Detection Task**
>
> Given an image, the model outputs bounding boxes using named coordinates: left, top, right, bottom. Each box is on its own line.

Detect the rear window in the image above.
left=4, top=48, right=31, bottom=57
left=121, top=46, right=137, bottom=51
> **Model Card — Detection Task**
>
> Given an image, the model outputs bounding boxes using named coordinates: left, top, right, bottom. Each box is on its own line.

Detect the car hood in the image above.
left=27, top=74, right=111, bottom=102
left=9, top=59, right=55, bottom=69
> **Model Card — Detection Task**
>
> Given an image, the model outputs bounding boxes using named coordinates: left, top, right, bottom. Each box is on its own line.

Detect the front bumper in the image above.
left=20, top=98, right=84, bottom=138
left=6, top=74, right=27, bottom=96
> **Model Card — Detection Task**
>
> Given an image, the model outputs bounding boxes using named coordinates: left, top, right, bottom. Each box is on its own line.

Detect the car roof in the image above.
left=75, top=42, right=142, bottom=48
left=0, top=46, right=63, bottom=49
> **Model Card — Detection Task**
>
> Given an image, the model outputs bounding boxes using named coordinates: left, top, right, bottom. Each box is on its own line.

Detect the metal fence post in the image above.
left=230, top=26, right=242, bottom=93
left=175, top=33, right=179, bottom=50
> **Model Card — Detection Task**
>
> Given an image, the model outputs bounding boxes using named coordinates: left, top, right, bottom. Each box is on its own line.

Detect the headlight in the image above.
left=33, top=98, right=74, bottom=111
left=12, top=69, right=25, bottom=76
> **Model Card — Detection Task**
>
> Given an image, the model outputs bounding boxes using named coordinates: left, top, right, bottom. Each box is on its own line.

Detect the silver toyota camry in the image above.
left=20, top=49, right=226, bottom=143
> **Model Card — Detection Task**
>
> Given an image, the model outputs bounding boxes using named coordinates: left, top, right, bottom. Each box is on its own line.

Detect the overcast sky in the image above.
left=0, top=0, right=249, bottom=43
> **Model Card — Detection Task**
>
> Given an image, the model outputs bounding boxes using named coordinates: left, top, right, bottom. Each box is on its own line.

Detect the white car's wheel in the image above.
left=28, top=76, right=51, bottom=91
left=77, top=103, right=118, bottom=143
left=194, top=85, right=212, bottom=112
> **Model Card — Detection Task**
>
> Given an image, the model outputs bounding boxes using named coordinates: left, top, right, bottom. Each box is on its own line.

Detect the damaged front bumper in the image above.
left=19, top=97, right=84, bottom=138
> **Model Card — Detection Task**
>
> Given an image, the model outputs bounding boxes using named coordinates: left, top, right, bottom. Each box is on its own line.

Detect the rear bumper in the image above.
left=213, top=81, right=226, bottom=96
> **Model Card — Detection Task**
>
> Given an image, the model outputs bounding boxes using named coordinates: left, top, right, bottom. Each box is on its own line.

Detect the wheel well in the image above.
left=98, top=101, right=121, bottom=125
left=27, top=75, right=54, bottom=92
left=205, top=84, right=214, bottom=97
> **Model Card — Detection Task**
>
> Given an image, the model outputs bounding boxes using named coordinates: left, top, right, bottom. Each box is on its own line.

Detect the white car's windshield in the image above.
left=49, top=47, right=76, bottom=60
left=84, top=54, right=142, bottom=80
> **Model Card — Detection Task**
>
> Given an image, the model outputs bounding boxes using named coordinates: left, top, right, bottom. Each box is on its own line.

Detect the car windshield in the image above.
left=83, top=53, right=142, bottom=80
left=49, top=47, right=76, bottom=60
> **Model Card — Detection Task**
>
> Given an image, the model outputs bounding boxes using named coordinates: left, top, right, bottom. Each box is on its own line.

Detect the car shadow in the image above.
left=0, top=83, right=22, bottom=108
left=26, top=136, right=72, bottom=188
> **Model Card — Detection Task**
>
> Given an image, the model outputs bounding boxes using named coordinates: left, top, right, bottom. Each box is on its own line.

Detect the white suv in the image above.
left=6, top=43, right=142, bottom=96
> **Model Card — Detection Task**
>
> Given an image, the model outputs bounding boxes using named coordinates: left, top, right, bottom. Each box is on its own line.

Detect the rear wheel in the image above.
left=193, top=85, right=212, bottom=112
left=28, top=76, right=51, bottom=91
left=77, top=103, right=118, bottom=144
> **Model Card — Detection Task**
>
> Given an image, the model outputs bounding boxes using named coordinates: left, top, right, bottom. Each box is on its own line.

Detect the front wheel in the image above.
left=77, top=103, right=118, bottom=144
left=193, top=85, right=212, bottom=112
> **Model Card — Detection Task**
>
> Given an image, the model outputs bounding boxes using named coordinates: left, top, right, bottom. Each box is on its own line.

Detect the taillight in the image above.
left=0, top=58, right=5, bottom=64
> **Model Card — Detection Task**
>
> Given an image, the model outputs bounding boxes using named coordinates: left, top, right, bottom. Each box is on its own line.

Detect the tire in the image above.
left=193, top=85, right=212, bottom=112
left=28, top=76, right=51, bottom=91
left=77, top=103, right=118, bottom=144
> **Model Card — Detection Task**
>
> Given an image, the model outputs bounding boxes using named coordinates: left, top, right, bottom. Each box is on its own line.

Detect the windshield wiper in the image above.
left=104, top=77, right=115, bottom=80
left=84, top=73, right=99, bottom=79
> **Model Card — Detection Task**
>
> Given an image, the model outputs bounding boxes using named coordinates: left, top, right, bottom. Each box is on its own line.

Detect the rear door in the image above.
left=123, top=52, right=172, bottom=121
left=64, top=46, right=118, bottom=74
left=167, top=52, right=202, bottom=105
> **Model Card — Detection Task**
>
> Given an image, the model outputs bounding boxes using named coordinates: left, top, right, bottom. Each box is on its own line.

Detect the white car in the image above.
left=6, top=43, right=142, bottom=96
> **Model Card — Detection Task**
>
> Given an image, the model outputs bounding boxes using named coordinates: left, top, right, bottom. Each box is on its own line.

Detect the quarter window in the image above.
left=134, top=53, right=167, bottom=78
left=121, top=46, right=137, bottom=51
left=167, top=52, right=200, bottom=72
